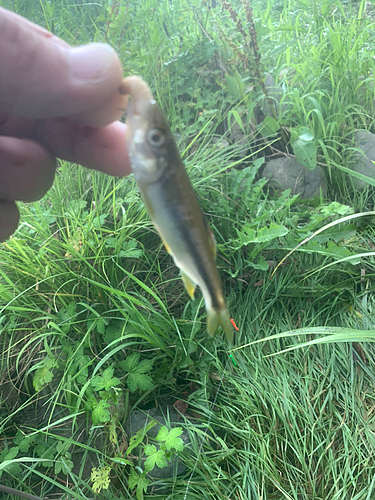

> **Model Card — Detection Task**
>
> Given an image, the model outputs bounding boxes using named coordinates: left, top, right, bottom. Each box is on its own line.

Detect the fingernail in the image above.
left=68, top=43, right=117, bottom=82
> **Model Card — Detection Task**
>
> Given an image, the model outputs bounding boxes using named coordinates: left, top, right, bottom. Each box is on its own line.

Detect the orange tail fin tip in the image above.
left=230, top=319, right=239, bottom=331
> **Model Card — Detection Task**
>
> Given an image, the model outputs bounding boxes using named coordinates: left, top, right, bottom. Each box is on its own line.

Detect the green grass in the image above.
left=1, top=0, right=375, bottom=498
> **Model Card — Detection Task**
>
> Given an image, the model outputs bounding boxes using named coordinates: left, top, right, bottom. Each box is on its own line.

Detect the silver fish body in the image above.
left=122, top=76, right=233, bottom=343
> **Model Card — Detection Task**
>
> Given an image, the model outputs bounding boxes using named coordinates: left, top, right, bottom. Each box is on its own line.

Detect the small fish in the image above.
left=120, top=76, right=233, bottom=344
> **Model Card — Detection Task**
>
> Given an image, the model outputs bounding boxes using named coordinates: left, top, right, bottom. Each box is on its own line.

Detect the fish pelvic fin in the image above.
left=207, top=307, right=233, bottom=345
left=181, top=271, right=196, bottom=300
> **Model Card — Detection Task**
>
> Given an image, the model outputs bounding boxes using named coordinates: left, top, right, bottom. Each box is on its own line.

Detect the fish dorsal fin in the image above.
left=181, top=271, right=196, bottom=300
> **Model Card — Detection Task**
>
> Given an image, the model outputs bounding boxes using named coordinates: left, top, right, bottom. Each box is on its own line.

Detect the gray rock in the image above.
left=228, top=111, right=252, bottom=155
left=212, top=137, right=230, bottom=149
left=261, top=156, right=326, bottom=199
left=351, top=130, right=375, bottom=188
left=260, top=73, right=290, bottom=118
left=127, top=407, right=187, bottom=479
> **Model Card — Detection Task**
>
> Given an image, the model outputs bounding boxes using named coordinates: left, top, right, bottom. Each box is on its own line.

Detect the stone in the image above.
left=228, top=110, right=252, bottom=155
left=212, top=137, right=230, bottom=149
left=261, top=156, right=326, bottom=199
left=351, top=130, right=375, bottom=189
left=260, top=73, right=290, bottom=118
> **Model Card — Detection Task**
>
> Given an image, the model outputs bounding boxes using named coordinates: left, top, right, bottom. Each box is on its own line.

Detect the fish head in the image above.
left=126, top=98, right=178, bottom=184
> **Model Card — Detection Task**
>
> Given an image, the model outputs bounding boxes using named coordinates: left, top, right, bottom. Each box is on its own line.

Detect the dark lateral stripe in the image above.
left=171, top=209, right=222, bottom=310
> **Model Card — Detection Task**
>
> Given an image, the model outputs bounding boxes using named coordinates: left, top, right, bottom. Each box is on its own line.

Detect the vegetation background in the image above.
left=1, top=0, right=375, bottom=498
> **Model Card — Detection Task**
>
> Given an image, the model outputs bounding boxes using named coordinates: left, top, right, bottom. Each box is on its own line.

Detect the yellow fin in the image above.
left=207, top=307, right=233, bottom=345
left=163, top=240, right=171, bottom=254
left=204, top=219, right=217, bottom=259
left=181, top=272, right=196, bottom=300
left=209, top=229, right=217, bottom=260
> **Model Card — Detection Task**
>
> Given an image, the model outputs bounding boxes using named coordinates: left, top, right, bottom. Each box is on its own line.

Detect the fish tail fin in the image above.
left=207, top=307, right=234, bottom=345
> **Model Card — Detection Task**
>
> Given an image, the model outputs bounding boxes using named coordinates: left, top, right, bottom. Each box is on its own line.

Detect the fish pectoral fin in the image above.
left=181, top=272, right=196, bottom=300
left=207, top=307, right=233, bottom=345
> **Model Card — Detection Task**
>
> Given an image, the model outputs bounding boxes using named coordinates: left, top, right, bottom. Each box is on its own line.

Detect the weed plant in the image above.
left=1, top=0, right=375, bottom=499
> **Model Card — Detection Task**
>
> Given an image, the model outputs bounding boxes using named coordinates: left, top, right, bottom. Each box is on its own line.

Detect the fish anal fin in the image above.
left=207, top=307, right=233, bottom=345
left=181, top=272, right=196, bottom=300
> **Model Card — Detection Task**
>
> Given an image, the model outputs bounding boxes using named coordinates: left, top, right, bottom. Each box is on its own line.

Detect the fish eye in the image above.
left=147, top=128, right=165, bottom=147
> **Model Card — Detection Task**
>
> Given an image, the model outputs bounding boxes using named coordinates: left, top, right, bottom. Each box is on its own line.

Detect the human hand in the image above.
left=0, top=7, right=130, bottom=241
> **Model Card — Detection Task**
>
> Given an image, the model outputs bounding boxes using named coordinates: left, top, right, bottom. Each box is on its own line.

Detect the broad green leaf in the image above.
left=247, top=255, right=269, bottom=271
left=104, top=325, right=123, bottom=344
left=76, top=354, right=90, bottom=384
left=91, top=213, right=108, bottom=228
left=291, top=134, right=317, bottom=170
left=120, top=354, right=153, bottom=391
left=155, top=426, right=168, bottom=442
left=14, top=432, right=34, bottom=453
left=127, top=372, right=153, bottom=392
left=35, top=441, right=55, bottom=468
left=137, top=475, right=150, bottom=500
left=0, top=448, right=22, bottom=476
left=235, top=226, right=256, bottom=247
left=312, top=224, right=357, bottom=243
left=126, top=434, right=144, bottom=456
left=0, top=446, right=22, bottom=476
left=257, top=116, right=280, bottom=137
left=128, top=470, right=139, bottom=489
left=303, top=241, right=361, bottom=265
left=91, top=466, right=111, bottom=494
left=321, top=202, right=352, bottom=216
left=299, top=130, right=314, bottom=141
left=136, top=360, right=153, bottom=374
left=129, top=471, right=150, bottom=500
left=33, top=356, right=58, bottom=392
left=91, top=400, right=111, bottom=425
left=120, top=353, right=140, bottom=373
left=144, top=444, right=168, bottom=471
left=255, top=224, right=289, bottom=243
left=90, top=366, right=121, bottom=391
left=119, top=240, right=143, bottom=258
left=156, top=426, right=184, bottom=452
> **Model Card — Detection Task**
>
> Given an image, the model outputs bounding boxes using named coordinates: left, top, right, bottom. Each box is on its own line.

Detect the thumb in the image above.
left=0, top=8, right=126, bottom=126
